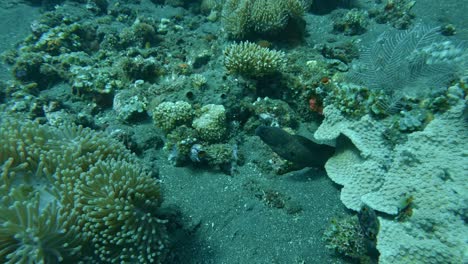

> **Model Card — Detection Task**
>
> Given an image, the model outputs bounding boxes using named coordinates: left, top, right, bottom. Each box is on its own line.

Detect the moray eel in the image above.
left=255, top=125, right=335, bottom=168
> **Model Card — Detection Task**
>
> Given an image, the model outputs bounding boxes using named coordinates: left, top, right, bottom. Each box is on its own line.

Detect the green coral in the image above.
left=0, top=115, right=168, bottom=263
left=152, top=101, right=194, bottom=133
left=205, top=143, right=236, bottom=168
left=323, top=215, right=369, bottom=261
left=224, top=41, right=286, bottom=78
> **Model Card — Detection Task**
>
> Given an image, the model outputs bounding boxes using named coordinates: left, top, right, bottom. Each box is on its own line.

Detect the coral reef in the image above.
left=119, top=55, right=162, bottom=82
left=0, top=115, right=169, bottom=263
left=2, top=0, right=467, bottom=263
left=4, top=2, right=186, bottom=108
left=70, top=63, right=123, bottom=102
left=250, top=97, right=298, bottom=128
left=224, top=41, right=286, bottom=78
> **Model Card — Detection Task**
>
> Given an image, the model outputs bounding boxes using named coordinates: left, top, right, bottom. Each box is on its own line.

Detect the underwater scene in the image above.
left=0, top=0, right=467, bottom=263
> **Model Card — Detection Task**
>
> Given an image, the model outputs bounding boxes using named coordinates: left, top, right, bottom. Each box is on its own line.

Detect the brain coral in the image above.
left=314, top=93, right=468, bottom=263
left=0, top=114, right=168, bottom=263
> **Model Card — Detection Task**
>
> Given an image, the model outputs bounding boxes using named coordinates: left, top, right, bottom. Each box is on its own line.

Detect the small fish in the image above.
left=255, top=126, right=335, bottom=168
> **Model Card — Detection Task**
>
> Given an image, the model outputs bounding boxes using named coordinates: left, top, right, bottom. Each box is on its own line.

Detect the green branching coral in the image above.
left=224, top=41, right=286, bottom=78
left=222, top=0, right=312, bottom=38
left=0, top=115, right=169, bottom=263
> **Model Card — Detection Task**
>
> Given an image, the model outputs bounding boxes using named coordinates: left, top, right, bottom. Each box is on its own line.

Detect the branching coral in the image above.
left=224, top=41, right=286, bottom=78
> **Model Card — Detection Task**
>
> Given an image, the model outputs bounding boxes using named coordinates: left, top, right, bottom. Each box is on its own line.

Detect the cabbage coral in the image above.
left=0, top=115, right=169, bottom=263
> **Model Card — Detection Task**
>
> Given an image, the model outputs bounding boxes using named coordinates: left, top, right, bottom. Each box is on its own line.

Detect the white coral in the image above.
left=315, top=99, right=468, bottom=263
